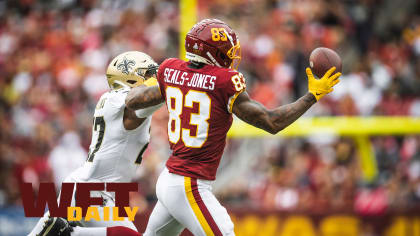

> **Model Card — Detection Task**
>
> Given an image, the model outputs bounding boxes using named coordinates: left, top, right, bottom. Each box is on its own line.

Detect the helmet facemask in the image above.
left=227, top=40, right=241, bottom=70
left=135, top=64, right=159, bottom=80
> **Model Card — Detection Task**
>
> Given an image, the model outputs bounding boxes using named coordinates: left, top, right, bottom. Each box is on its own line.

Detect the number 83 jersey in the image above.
left=71, top=88, right=151, bottom=183
left=157, top=58, right=246, bottom=180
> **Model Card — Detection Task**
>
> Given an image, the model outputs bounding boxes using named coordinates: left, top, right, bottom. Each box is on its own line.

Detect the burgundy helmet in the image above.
left=185, top=19, right=241, bottom=70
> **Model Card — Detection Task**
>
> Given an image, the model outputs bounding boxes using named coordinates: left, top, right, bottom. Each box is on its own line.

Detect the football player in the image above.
left=30, top=51, right=162, bottom=236
left=125, top=19, right=341, bottom=236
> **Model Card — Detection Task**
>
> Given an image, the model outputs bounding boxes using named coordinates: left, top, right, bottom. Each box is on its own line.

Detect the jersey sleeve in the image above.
left=107, top=88, right=129, bottom=110
left=156, top=58, right=174, bottom=100
left=220, top=71, right=247, bottom=113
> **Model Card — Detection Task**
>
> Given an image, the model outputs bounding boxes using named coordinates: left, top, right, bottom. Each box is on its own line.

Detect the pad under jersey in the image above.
left=157, top=58, right=246, bottom=180
left=70, top=88, right=151, bottom=183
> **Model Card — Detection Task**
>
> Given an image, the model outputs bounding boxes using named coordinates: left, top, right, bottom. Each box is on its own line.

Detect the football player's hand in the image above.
left=306, top=67, right=341, bottom=101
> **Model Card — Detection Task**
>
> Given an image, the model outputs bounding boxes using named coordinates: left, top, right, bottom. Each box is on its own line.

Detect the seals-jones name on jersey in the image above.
left=163, top=68, right=216, bottom=90
left=69, top=88, right=151, bottom=183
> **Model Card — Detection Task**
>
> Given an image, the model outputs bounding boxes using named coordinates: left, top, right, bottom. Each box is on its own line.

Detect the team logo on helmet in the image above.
left=117, top=57, right=136, bottom=75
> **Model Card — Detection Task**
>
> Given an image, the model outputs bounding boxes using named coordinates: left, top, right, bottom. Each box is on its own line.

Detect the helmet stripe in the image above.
left=206, top=52, right=221, bottom=67
left=225, top=30, right=234, bottom=47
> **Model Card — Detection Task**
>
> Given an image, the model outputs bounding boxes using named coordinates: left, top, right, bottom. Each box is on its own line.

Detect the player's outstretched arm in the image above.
left=125, top=85, right=164, bottom=110
left=232, top=91, right=316, bottom=134
left=232, top=67, right=341, bottom=134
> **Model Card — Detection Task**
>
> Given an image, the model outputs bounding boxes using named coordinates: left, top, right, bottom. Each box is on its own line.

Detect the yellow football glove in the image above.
left=306, top=66, right=341, bottom=101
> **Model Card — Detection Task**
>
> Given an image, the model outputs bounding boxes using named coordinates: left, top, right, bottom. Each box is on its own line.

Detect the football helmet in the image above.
left=106, top=51, right=158, bottom=89
left=185, top=19, right=241, bottom=70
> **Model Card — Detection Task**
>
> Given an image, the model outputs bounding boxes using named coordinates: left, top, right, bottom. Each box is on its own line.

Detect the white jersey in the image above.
left=29, top=88, right=159, bottom=235
left=69, top=88, right=153, bottom=183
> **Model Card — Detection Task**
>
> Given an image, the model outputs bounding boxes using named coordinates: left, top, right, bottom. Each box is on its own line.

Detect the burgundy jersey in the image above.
left=157, top=58, right=246, bottom=180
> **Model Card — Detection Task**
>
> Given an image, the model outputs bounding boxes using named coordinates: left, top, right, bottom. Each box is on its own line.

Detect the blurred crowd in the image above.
left=219, top=136, right=420, bottom=215
left=0, top=0, right=420, bottom=214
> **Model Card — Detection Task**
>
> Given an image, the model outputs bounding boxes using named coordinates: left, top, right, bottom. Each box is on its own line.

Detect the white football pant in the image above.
left=144, top=168, right=234, bottom=236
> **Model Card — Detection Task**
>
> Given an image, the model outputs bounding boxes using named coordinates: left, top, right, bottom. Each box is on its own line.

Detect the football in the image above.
left=309, top=47, right=342, bottom=78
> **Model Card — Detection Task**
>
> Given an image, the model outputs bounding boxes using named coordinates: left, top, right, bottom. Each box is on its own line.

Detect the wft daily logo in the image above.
left=20, top=183, right=139, bottom=221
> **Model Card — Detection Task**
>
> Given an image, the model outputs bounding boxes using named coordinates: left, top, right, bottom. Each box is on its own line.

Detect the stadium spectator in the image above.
left=0, top=0, right=419, bottom=216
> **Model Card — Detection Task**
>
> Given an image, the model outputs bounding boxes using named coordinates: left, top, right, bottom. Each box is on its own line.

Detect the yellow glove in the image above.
left=144, top=77, right=158, bottom=87
left=306, top=66, right=341, bottom=101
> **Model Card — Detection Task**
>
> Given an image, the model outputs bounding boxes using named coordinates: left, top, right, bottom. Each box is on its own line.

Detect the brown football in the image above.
left=309, top=47, right=342, bottom=78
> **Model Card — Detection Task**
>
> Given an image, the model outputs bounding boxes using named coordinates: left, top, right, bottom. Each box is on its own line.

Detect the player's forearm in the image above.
left=233, top=92, right=316, bottom=134
left=125, top=86, right=164, bottom=110
left=266, top=93, right=316, bottom=134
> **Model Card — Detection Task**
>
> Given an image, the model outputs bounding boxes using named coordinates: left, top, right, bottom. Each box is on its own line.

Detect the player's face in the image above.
left=144, top=71, right=157, bottom=79
left=146, top=65, right=159, bottom=78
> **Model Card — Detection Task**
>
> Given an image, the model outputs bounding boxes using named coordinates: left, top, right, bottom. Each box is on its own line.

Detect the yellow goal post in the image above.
left=227, top=117, right=420, bottom=182
left=179, top=0, right=197, bottom=60
left=227, top=116, right=420, bottom=137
